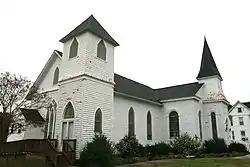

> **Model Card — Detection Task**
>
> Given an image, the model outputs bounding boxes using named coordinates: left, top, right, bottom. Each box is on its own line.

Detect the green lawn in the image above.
left=142, top=158, right=250, bottom=167
left=1, top=157, right=250, bottom=167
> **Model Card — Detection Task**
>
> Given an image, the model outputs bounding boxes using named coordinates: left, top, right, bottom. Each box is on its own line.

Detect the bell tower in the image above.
left=55, top=15, right=119, bottom=158
left=197, top=38, right=230, bottom=143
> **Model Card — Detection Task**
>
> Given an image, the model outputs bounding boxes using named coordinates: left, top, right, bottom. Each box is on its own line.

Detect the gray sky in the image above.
left=0, top=0, right=249, bottom=104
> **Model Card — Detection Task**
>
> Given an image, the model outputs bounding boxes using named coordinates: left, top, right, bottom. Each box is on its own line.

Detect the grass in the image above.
left=141, top=158, right=250, bottom=167
left=0, top=157, right=250, bottom=167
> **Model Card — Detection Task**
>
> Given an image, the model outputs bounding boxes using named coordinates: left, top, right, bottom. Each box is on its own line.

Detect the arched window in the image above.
left=169, top=111, right=179, bottom=138
left=97, top=40, right=106, bottom=61
left=94, top=108, right=102, bottom=133
left=53, top=67, right=59, bottom=85
left=198, top=111, right=202, bottom=140
left=64, top=102, right=74, bottom=119
left=69, top=38, right=78, bottom=59
left=128, top=107, right=135, bottom=136
left=147, top=111, right=152, bottom=140
left=211, top=112, right=218, bottom=139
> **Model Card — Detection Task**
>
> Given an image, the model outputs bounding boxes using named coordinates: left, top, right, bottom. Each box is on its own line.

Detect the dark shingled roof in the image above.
left=155, top=82, right=203, bottom=101
left=60, top=15, right=119, bottom=46
left=20, top=108, right=45, bottom=124
left=114, top=74, right=203, bottom=103
left=197, top=38, right=222, bottom=80
left=242, top=102, right=250, bottom=109
left=114, top=74, right=159, bottom=102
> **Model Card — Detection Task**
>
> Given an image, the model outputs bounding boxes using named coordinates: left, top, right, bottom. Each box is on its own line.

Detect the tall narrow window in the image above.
left=94, top=108, right=102, bottom=134
left=52, top=100, right=57, bottom=139
left=53, top=67, right=59, bottom=85
left=147, top=111, right=152, bottom=140
left=64, top=102, right=74, bottom=119
left=169, top=111, right=179, bottom=138
left=229, top=115, right=233, bottom=126
left=232, top=131, right=235, bottom=140
left=48, top=107, right=54, bottom=138
left=97, top=40, right=106, bottom=61
left=17, top=124, right=22, bottom=134
left=211, top=112, right=218, bottom=139
left=198, top=111, right=202, bottom=140
left=69, top=38, right=78, bottom=59
left=128, top=107, right=135, bottom=136
left=44, top=110, right=49, bottom=138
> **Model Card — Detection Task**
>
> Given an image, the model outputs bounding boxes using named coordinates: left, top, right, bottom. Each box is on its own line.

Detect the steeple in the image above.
left=197, top=37, right=222, bottom=80
left=59, top=15, right=119, bottom=46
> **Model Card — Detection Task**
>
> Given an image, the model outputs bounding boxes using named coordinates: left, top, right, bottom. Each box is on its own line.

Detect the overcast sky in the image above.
left=0, top=0, right=249, bottom=104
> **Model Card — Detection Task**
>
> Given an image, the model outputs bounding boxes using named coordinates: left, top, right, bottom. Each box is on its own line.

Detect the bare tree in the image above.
left=0, top=72, right=51, bottom=144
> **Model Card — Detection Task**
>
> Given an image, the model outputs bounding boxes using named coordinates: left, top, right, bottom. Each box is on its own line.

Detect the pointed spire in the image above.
left=60, top=15, right=119, bottom=46
left=197, top=37, right=222, bottom=80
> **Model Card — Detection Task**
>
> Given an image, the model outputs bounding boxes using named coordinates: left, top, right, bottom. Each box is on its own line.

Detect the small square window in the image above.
left=238, top=107, right=242, bottom=113
left=239, top=117, right=244, bottom=125
left=241, top=131, right=246, bottom=137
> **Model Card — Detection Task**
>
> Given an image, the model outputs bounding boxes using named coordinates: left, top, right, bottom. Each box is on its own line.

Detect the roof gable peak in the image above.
left=59, top=15, right=119, bottom=46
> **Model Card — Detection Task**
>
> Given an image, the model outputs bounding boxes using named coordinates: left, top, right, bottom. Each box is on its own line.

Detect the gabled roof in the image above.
left=114, top=74, right=203, bottom=103
left=34, top=50, right=62, bottom=87
left=59, top=15, right=119, bottom=46
left=155, top=82, right=203, bottom=101
left=197, top=38, right=222, bottom=80
left=229, top=101, right=250, bottom=113
left=20, top=108, right=45, bottom=124
left=114, top=74, right=159, bottom=102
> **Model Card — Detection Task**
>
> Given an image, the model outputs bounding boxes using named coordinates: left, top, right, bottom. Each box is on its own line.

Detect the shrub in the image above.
left=171, top=133, right=201, bottom=156
left=202, top=138, right=227, bottom=153
left=228, top=142, right=248, bottom=153
left=79, top=134, right=115, bottom=167
left=145, top=142, right=172, bottom=158
left=115, top=134, right=143, bottom=158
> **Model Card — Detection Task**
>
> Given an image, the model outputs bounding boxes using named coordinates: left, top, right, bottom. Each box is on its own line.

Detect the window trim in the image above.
left=97, top=40, right=107, bottom=61
left=211, top=112, right=218, bottom=139
left=69, top=38, right=79, bottom=59
left=128, top=107, right=135, bottom=137
left=147, top=111, right=152, bottom=140
left=94, top=108, right=102, bottom=134
left=239, top=117, right=244, bottom=126
left=64, top=102, right=75, bottom=119
left=238, top=107, right=242, bottom=113
left=169, top=111, right=180, bottom=138
left=53, top=67, right=59, bottom=85
left=198, top=111, right=202, bottom=140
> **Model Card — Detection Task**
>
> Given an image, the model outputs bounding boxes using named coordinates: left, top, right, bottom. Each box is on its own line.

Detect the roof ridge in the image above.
left=155, top=82, right=201, bottom=90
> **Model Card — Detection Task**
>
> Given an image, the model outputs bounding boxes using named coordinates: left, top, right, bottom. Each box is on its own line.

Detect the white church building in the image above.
left=28, top=15, right=231, bottom=157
